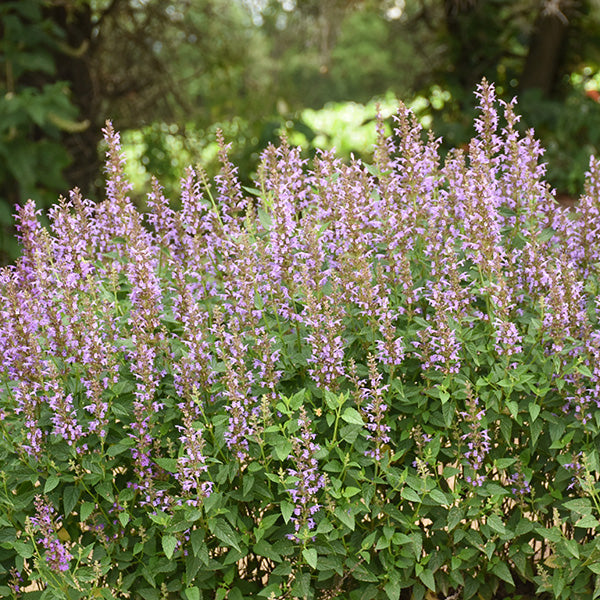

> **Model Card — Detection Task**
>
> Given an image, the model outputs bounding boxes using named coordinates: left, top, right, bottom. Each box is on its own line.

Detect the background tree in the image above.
left=2, top=0, right=600, bottom=264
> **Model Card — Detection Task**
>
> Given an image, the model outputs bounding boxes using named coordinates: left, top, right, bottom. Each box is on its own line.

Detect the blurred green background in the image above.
left=2, top=0, right=600, bottom=263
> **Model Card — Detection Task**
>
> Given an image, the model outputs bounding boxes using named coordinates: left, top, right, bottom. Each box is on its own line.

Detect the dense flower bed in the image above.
left=2, top=81, right=600, bottom=600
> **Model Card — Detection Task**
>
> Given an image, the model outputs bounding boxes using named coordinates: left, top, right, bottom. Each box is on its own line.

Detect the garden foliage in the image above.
left=2, top=81, right=600, bottom=600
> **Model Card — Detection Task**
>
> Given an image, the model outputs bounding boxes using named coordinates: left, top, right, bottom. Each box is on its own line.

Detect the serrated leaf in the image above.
left=155, top=458, right=179, bottom=473
left=324, top=390, right=341, bottom=410
left=428, top=489, right=449, bottom=505
left=119, top=512, right=130, bottom=527
left=342, top=407, right=363, bottom=425
left=494, top=458, right=517, bottom=469
left=562, top=538, right=580, bottom=558
left=334, top=507, right=355, bottom=531
left=411, top=532, right=423, bottom=560
left=316, top=518, right=333, bottom=534
left=80, top=501, right=95, bottom=522
left=418, top=568, right=436, bottom=592
left=491, top=561, right=514, bottom=585
left=528, top=402, right=541, bottom=422
left=563, top=498, right=593, bottom=515
left=588, top=563, right=600, bottom=575
left=281, top=500, right=294, bottom=524
left=575, top=515, right=600, bottom=528
left=485, top=483, right=508, bottom=497
left=44, top=475, right=60, bottom=493
left=106, top=444, right=131, bottom=457
left=254, top=539, right=281, bottom=561
left=302, top=547, right=318, bottom=569
left=401, top=487, right=421, bottom=503
left=162, top=535, right=178, bottom=560
left=209, top=518, right=241, bottom=551
left=13, top=541, right=33, bottom=558
left=274, top=439, right=293, bottom=461
left=184, top=587, right=200, bottom=600
left=257, top=207, right=272, bottom=230
left=447, top=506, right=464, bottom=531
left=292, top=572, right=311, bottom=598
left=506, top=400, right=519, bottom=419
left=487, top=514, right=507, bottom=535
left=384, top=579, right=401, bottom=600
left=63, top=485, right=80, bottom=516
left=343, top=486, right=361, bottom=498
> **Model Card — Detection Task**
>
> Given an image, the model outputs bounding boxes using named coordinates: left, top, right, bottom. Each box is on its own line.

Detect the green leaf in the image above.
left=281, top=500, right=294, bottom=524
left=254, top=539, right=281, bottom=561
left=506, top=400, right=519, bottom=419
left=334, top=506, right=355, bottom=531
left=575, top=515, right=600, bottom=528
left=316, top=518, right=333, bottom=534
left=428, top=489, right=449, bottom=506
left=63, top=485, right=80, bottom=516
left=96, top=481, right=114, bottom=502
left=209, top=518, right=241, bottom=551
left=257, top=207, right=272, bottom=230
left=44, top=475, right=60, bottom=493
left=119, top=512, right=130, bottom=527
left=341, top=407, right=364, bottom=425
left=253, top=290, right=264, bottom=309
left=418, top=568, right=436, bottom=592
left=162, top=535, right=178, bottom=560
left=274, top=438, right=293, bottom=461
left=106, top=443, right=132, bottom=457
left=13, top=540, right=33, bottom=558
left=155, top=458, right=179, bottom=473
left=343, top=486, right=361, bottom=498
left=302, top=547, right=318, bottom=569
left=184, top=587, right=201, bottom=600
left=562, top=538, right=580, bottom=559
left=80, top=501, right=95, bottom=522
left=384, top=579, right=401, bottom=600
left=490, top=561, right=514, bottom=585
left=291, top=573, right=311, bottom=599
left=447, top=506, right=464, bottom=531
left=487, top=514, right=507, bottom=535
left=528, top=402, right=540, bottom=422
left=411, top=532, right=423, bottom=560
left=563, top=498, right=593, bottom=515
left=401, top=487, right=421, bottom=503
left=494, top=458, right=517, bottom=469
left=324, top=389, right=344, bottom=410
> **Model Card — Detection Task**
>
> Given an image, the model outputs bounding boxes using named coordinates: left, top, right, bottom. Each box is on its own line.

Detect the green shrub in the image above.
left=2, top=80, right=600, bottom=600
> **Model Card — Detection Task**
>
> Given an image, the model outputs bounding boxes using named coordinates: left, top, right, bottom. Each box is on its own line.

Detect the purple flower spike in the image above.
left=30, top=496, right=72, bottom=573
left=286, top=408, right=326, bottom=542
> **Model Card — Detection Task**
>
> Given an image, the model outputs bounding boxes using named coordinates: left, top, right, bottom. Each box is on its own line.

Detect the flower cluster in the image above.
left=29, top=496, right=72, bottom=573
left=286, top=408, right=326, bottom=542
left=459, top=385, right=491, bottom=487
left=3, top=79, right=600, bottom=597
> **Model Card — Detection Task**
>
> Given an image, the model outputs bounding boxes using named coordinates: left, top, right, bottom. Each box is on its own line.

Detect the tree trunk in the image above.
left=520, top=7, right=571, bottom=96
left=44, top=3, right=104, bottom=199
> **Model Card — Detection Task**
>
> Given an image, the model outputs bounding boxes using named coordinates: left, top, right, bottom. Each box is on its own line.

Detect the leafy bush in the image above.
left=2, top=81, right=600, bottom=600
left=0, top=0, right=86, bottom=263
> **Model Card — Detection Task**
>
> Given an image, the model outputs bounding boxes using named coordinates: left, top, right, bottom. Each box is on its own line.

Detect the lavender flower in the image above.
left=302, top=289, right=345, bottom=390
left=362, top=354, right=392, bottom=461
left=286, top=408, right=326, bottom=542
left=175, top=401, right=213, bottom=502
left=459, top=384, right=490, bottom=487
left=29, top=495, right=72, bottom=573
left=212, top=309, right=256, bottom=460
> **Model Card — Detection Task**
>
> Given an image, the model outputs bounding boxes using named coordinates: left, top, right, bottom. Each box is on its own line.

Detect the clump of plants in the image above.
left=2, top=81, right=600, bottom=600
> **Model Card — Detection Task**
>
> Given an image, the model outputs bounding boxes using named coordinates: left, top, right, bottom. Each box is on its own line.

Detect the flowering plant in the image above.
left=2, top=80, right=600, bottom=600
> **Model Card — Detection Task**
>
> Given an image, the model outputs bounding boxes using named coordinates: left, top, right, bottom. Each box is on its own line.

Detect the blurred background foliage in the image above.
left=2, top=0, right=600, bottom=262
